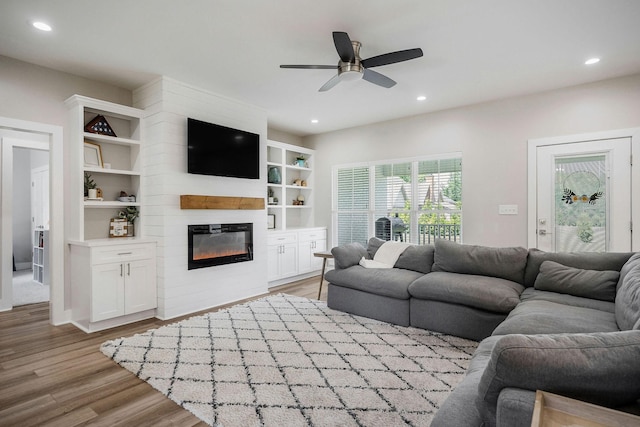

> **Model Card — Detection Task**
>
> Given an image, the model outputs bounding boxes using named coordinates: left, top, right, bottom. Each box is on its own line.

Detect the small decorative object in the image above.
left=109, top=218, right=128, bottom=238
left=85, top=115, right=117, bottom=137
left=268, top=167, right=281, bottom=184
left=96, top=188, right=103, bottom=198
left=267, top=214, right=275, bottom=229
left=293, top=195, right=305, bottom=205
left=296, top=155, right=305, bottom=167
left=84, top=172, right=96, bottom=197
left=301, top=180, right=307, bottom=187
left=88, top=188, right=98, bottom=199
left=293, top=178, right=302, bottom=186
left=118, top=206, right=139, bottom=237
left=83, top=141, right=103, bottom=167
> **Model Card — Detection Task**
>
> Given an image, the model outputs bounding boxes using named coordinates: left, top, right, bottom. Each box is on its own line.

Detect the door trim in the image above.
left=528, top=127, right=640, bottom=251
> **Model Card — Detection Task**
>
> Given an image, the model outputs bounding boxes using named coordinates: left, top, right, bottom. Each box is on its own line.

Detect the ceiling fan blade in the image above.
left=332, top=31, right=355, bottom=63
left=319, top=74, right=342, bottom=92
left=363, top=69, right=396, bottom=88
left=280, top=65, right=337, bottom=69
left=362, top=48, right=423, bottom=68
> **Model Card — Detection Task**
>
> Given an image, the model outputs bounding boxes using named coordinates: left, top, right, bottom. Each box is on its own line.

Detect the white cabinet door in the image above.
left=267, top=243, right=281, bottom=281
left=311, top=238, right=327, bottom=270
left=91, top=263, right=125, bottom=322
left=298, top=240, right=313, bottom=273
left=124, top=259, right=157, bottom=314
left=280, top=243, right=298, bottom=278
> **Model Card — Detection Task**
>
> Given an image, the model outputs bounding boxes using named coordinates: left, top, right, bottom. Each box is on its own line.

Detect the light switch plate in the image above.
left=499, top=204, right=518, bottom=215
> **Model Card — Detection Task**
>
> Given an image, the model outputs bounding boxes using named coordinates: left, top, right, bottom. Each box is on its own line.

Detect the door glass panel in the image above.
left=555, top=155, right=607, bottom=252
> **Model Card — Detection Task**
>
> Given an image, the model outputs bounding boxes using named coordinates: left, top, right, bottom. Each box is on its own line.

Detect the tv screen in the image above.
left=187, top=118, right=260, bottom=179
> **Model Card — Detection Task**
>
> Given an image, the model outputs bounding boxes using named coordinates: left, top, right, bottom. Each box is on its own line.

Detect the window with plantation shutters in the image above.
left=333, top=154, right=462, bottom=245
left=336, top=166, right=369, bottom=246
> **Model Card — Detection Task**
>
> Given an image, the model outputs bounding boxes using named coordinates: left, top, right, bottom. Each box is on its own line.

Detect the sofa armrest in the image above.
left=330, top=242, right=369, bottom=270
left=477, top=331, right=640, bottom=427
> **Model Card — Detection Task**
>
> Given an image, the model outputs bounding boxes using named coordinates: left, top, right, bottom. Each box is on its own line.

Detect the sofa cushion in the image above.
left=477, top=331, right=640, bottom=427
left=520, top=288, right=614, bottom=313
left=492, top=299, right=619, bottom=336
left=533, top=260, right=619, bottom=302
left=394, top=244, right=435, bottom=274
left=365, top=237, right=434, bottom=273
left=366, top=236, right=386, bottom=258
left=615, top=252, right=640, bottom=330
left=409, top=272, right=524, bottom=313
left=331, top=242, right=369, bottom=270
left=524, top=249, right=632, bottom=288
left=432, top=239, right=528, bottom=284
left=324, top=265, right=423, bottom=300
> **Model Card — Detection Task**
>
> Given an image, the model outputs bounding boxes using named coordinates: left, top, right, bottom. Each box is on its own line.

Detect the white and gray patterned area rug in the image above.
left=101, top=294, right=477, bottom=426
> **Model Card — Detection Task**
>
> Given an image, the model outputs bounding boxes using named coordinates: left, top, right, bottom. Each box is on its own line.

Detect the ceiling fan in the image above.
left=280, top=31, right=423, bottom=92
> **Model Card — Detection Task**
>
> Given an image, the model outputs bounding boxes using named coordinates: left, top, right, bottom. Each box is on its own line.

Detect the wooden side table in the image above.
left=313, top=251, right=333, bottom=300
left=531, top=390, right=640, bottom=427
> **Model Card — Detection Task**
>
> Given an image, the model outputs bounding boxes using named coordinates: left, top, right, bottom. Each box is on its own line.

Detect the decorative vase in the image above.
left=268, top=167, right=281, bottom=184
left=127, top=222, right=135, bottom=237
left=297, top=159, right=305, bottom=167
left=88, top=188, right=97, bottom=199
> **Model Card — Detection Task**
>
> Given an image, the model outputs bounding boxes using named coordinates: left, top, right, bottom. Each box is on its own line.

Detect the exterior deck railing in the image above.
left=400, top=224, right=461, bottom=244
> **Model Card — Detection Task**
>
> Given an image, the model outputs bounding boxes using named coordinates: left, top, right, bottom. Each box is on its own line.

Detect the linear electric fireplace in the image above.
left=188, top=223, right=253, bottom=270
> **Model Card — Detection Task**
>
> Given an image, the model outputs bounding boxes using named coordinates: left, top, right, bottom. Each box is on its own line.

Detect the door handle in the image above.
left=120, top=264, right=124, bottom=277
left=538, top=229, right=553, bottom=236
left=128, top=263, right=131, bottom=276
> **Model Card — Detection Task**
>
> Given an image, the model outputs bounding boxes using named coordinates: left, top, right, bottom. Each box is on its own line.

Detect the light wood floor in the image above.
left=0, top=276, right=326, bottom=426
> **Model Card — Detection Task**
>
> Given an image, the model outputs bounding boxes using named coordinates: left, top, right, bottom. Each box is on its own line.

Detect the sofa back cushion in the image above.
left=524, top=249, right=632, bottom=288
left=534, top=260, right=619, bottom=302
left=615, top=252, right=640, bottom=330
left=331, top=242, right=369, bottom=270
left=432, top=239, right=528, bottom=284
left=367, top=237, right=435, bottom=274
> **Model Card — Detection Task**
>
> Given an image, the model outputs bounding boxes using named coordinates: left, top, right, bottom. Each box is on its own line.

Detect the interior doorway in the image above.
left=528, top=128, right=639, bottom=252
left=1, top=117, right=65, bottom=324
left=12, top=148, right=51, bottom=306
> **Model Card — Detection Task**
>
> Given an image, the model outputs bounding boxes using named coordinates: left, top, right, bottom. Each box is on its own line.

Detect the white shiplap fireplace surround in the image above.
left=133, top=77, right=269, bottom=319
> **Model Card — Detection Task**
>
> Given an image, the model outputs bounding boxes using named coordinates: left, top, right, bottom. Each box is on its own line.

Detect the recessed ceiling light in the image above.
left=416, top=95, right=427, bottom=101
left=311, top=119, right=319, bottom=124
left=585, top=57, right=600, bottom=65
left=33, top=21, right=52, bottom=32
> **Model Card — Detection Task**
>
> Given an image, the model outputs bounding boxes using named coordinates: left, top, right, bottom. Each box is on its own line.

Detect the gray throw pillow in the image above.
left=432, top=239, right=528, bottom=284
left=331, top=242, right=368, bottom=270
left=366, top=237, right=386, bottom=259
left=534, top=260, right=620, bottom=302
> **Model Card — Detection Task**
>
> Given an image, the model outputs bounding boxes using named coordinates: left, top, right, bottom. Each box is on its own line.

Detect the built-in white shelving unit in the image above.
left=65, top=95, right=157, bottom=332
left=266, top=140, right=326, bottom=286
left=267, top=140, right=316, bottom=231
left=65, top=95, right=144, bottom=241
left=32, top=228, right=49, bottom=285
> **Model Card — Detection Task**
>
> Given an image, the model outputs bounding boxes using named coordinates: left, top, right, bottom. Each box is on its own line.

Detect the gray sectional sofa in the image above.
left=325, top=237, right=640, bottom=426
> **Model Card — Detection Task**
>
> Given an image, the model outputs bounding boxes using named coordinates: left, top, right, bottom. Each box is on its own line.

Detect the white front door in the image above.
left=532, top=137, right=631, bottom=252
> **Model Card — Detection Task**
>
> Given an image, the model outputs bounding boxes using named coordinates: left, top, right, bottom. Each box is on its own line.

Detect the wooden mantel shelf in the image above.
left=180, top=195, right=265, bottom=210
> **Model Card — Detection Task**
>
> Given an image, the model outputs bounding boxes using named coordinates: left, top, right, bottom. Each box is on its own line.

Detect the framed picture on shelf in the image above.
left=267, top=214, right=275, bottom=229
left=84, top=141, right=103, bottom=167
left=109, top=218, right=128, bottom=238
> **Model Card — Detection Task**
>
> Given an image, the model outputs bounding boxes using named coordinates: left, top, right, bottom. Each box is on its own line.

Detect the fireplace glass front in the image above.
left=188, top=223, right=253, bottom=270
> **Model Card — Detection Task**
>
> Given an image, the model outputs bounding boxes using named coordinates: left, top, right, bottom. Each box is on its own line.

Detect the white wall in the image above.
left=305, top=74, right=640, bottom=248
left=133, top=77, right=269, bottom=319
left=12, top=148, right=31, bottom=267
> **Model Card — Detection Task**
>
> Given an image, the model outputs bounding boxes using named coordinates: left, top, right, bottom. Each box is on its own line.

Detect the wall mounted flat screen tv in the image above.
left=187, top=118, right=260, bottom=179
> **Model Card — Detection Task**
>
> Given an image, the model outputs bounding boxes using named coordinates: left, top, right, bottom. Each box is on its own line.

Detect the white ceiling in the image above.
left=2, top=0, right=640, bottom=136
